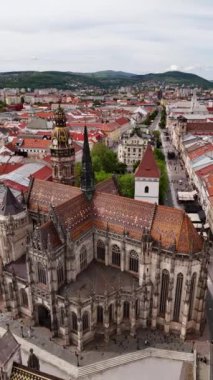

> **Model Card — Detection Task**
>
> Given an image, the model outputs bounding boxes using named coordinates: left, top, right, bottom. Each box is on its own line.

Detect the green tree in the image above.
left=74, top=162, right=82, bottom=186
left=118, top=174, right=135, bottom=198
left=95, top=170, right=111, bottom=183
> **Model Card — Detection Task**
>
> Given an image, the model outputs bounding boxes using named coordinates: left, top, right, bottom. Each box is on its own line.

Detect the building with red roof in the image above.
left=134, top=144, right=160, bottom=204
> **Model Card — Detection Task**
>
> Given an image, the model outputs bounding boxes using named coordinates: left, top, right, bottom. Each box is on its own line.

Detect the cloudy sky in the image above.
left=1, top=0, right=213, bottom=79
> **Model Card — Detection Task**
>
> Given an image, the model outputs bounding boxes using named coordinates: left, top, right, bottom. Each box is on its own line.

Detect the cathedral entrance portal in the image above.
left=37, top=305, right=51, bottom=329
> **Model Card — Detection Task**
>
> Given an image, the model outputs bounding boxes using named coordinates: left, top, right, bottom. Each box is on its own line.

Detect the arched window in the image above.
left=129, top=250, right=139, bottom=273
left=159, top=269, right=169, bottom=317
left=38, top=262, right=47, bottom=284
left=135, top=299, right=139, bottom=319
left=8, top=283, right=14, bottom=300
left=82, top=312, right=89, bottom=332
left=97, top=240, right=105, bottom=261
left=20, top=288, right=28, bottom=308
left=109, top=304, right=113, bottom=323
left=72, top=312, right=78, bottom=332
left=97, top=305, right=103, bottom=324
left=123, top=301, right=130, bottom=319
left=112, top=245, right=121, bottom=267
left=145, top=186, right=149, bottom=194
left=54, top=166, right=58, bottom=178
left=80, top=246, right=87, bottom=271
left=188, top=273, right=197, bottom=321
left=60, top=307, right=65, bottom=326
left=57, top=265, right=64, bottom=287
left=173, top=273, right=183, bottom=322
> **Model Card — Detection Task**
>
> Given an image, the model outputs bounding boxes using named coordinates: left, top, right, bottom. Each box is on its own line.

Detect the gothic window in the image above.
left=145, top=186, right=149, bottom=194
left=54, top=166, right=58, bottom=177
left=112, top=245, right=121, bottom=267
left=188, top=272, right=197, bottom=321
left=80, top=246, right=87, bottom=271
left=129, top=250, right=139, bottom=273
left=57, top=265, right=64, bottom=287
left=38, top=262, right=47, bottom=284
left=135, top=299, right=139, bottom=319
left=123, top=301, right=130, bottom=319
left=8, top=283, right=14, bottom=300
left=97, top=305, right=103, bottom=324
left=82, top=312, right=89, bottom=332
left=72, top=312, right=78, bottom=332
left=97, top=240, right=105, bottom=261
left=20, top=288, right=28, bottom=308
left=109, top=304, right=113, bottom=323
left=159, top=269, right=169, bottom=317
left=60, top=307, right=65, bottom=326
left=173, top=273, right=183, bottom=322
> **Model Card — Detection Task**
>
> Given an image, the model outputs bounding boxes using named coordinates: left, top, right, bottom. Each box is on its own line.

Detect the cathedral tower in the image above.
left=50, top=105, right=75, bottom=185
left=80, top=126, right=95, bottom=200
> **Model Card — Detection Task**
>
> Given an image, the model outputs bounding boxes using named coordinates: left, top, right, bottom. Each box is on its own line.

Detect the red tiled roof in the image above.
left=32, top=166, right=52, bottom=181
left=195, top=164, right=213, bottom=177
left=188, top=143, right=213, bottom=160
left=115, top=117, right=129, bottom=126
left=187, top=122, right=213, bottom=133
left=0, top=163, right=23, bottom=175
left=135, top=144, right=160, bottom=178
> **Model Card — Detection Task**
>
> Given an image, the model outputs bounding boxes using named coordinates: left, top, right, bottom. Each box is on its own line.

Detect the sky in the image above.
left=0, top=0, right=213, bottom=79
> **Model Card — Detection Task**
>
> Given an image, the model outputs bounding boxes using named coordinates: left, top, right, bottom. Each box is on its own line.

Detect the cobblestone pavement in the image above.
left=0, top=309, right=204, bottom=368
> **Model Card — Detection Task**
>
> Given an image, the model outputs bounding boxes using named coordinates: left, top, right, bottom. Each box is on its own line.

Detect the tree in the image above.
left=117, top=174, right=135, bottom=198
left=74, top=162, right=82, bottom=186
left=95, top=170, right=111, bottom=183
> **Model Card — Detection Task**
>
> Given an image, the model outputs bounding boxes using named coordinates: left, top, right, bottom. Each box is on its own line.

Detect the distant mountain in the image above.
left=135, top=71, right=212, bottom=88
left=82, top=70, right=137, bottom=79
left=0, top=70, right=212, bottom=89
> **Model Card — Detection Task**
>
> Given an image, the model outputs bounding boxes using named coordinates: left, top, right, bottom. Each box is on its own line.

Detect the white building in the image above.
left=134, top=144, right=160, bottom=204
left=118, top=130, right=148, bottom=166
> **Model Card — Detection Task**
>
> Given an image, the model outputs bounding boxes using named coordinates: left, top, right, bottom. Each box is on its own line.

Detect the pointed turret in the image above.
left=0, top=186, right=24, bottom=216
left=80, top=126, right=95, bottom=200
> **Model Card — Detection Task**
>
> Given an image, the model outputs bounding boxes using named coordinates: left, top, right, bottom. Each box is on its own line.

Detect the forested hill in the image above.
left=0, top=70, right=211, bottom=89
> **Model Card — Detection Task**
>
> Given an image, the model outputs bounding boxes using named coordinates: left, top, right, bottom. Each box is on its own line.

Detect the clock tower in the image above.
left=50, top=105, right=75, bottom=185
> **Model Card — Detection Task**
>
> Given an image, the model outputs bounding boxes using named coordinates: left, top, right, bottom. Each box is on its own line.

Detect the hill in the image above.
left=0, top=70, right=211, bottom=89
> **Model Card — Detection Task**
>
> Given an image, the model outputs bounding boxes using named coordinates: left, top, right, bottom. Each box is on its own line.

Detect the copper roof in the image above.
left=135, top=144, right=160, bottom=178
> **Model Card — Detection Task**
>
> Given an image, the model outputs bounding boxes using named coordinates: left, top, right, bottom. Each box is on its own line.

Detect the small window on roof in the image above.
left=145, top=186, right=149, bottom=193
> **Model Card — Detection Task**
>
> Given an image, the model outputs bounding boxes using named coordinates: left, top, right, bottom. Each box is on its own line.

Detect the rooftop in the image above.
left=135, top=144, right=160, bottom=179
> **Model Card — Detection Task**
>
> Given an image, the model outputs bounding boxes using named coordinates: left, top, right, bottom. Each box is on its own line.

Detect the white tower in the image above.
left=134, top=144, right=160, bottom=204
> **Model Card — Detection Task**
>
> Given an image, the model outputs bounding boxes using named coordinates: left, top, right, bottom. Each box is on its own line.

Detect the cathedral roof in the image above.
left=28, top=179, right=203, bottom=254
left=95, top=176, right=119, bottom=195
left=151, top=205, right=203, bottom=254
left=27, top=179, right=81, bottom=213
left=0, top=330, right=20, bottom=366
left=39, top=221, right=63, bottom=250
left=135, top=144, right=160, bottom=179
left=0, top=186, right=24, bottom=216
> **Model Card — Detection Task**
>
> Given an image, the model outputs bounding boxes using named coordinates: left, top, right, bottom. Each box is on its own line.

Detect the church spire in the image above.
left=80, top=126, right=95, bottom=200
